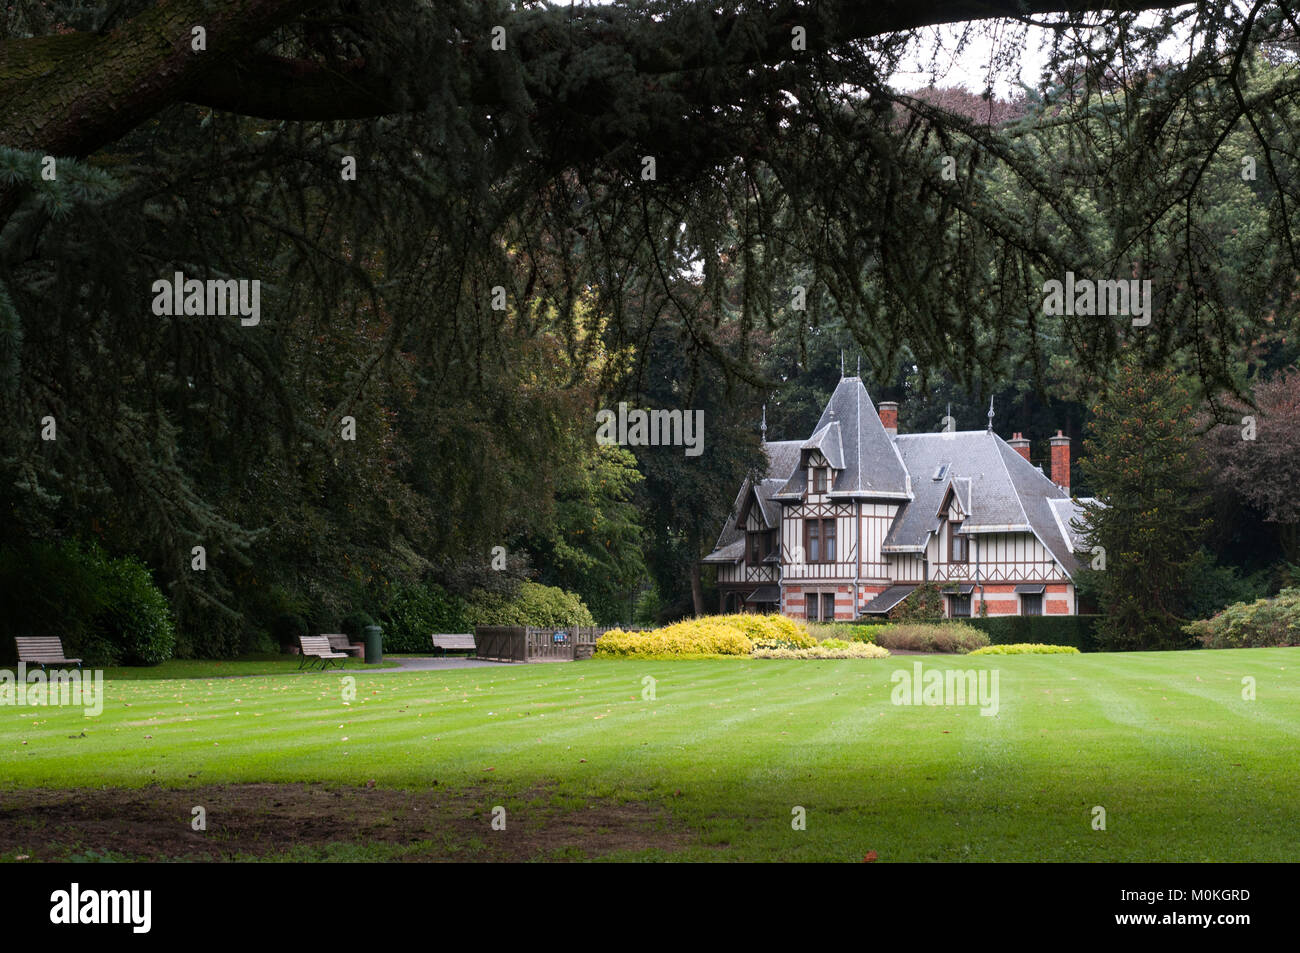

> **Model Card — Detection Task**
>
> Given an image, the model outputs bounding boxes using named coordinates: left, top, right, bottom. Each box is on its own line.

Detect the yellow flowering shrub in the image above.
left=753, top=641, right=891, bottom=659
left=718, top=613, right=817, bottom=648
left=595, top=618, right=754, bottom=657
left=968, top=643, right=1080, bottom=656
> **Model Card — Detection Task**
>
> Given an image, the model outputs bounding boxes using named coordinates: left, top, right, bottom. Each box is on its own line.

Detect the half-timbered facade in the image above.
left=703, top=377, right=1093, bottom=619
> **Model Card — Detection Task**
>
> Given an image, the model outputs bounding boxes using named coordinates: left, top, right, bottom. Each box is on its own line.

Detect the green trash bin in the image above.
left=364, top=624, right=383, bottom=664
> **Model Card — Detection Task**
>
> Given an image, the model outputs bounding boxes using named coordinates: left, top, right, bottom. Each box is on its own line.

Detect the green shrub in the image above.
left=340, top=610, right=376, bottom=641
left=241, top=629, right=279, bottom=655
left=381, top=582, right=469, bottom=652
left=172, top=593, right=245, bottom=659
left=1181, top=550, right=1270, bottom=622
left=0, top=540, right=174, bottom=666
left=466, top=582, right=595, bottom=628
left=873, top=623, right=989, bottom=654
left=961, top=615, right=1101, bottom=652
left=969, top=643, right=1082, bottom=656
left=0, top=541, right=106, bottom=663
left=888, top=582, right=945, bottom=622
left=271, top=613, right=308, bottom=651
left=632, top=586, right=663, bottom=626
left=1184, top=589, right=1300, bottom=649
left=91, top=549, right=176, bottom=665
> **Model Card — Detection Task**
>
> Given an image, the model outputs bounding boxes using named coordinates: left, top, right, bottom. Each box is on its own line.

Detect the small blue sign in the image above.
left=553, top=630, right=569, bottom=644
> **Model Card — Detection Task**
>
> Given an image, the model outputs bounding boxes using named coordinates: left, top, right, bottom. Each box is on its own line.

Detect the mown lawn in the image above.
left=0, top=654, right=399, bottom=681
left=2, top=649, right=1297, bottom=861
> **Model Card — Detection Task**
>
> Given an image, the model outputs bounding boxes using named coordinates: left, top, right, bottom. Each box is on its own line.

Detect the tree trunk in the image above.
left=690, top=560, right=705, bottom=618
left=0, top=0, right=1186, bottom=159
left=0, top=0, right=318, bottom=156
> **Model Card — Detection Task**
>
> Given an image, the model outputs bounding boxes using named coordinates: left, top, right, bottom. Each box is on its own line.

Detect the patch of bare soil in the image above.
left=0, top=783, right=694, bottom=862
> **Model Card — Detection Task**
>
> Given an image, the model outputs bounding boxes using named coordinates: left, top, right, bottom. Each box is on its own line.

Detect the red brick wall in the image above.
left=982, top=599, right=1019, bottom=615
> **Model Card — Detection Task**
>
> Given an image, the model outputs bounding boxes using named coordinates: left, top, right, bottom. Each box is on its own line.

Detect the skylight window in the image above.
left=932, top=464, right=949, bottom=482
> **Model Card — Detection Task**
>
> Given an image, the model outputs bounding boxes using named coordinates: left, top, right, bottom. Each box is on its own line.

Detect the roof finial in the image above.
left=987, top=395, right=995, bottom=433
left=840, top=351, right=845, bottom=379
left=760, top=404, right=768, bottom=443
left=856, top=355, right=861, bottom=377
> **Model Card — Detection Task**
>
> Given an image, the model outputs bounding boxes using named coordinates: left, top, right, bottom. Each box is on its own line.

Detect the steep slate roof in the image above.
left=776, top=378, right=910, bottom=499
left=882, top=429, right=1081, bottom=575
left=702, top=439, right=801, bottom=563
left=706, top=381, right=1090, bottom=579
left=800, top=421, right=845, bottom=470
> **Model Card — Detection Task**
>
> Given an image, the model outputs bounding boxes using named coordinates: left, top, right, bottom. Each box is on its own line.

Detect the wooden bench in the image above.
left=324, top=633, right=364, bottom=659
left=298, top=635, right=349, bottom=670
left=430, top=633, right=476, bottom=656
left=14, top=637, right=81, bottom=671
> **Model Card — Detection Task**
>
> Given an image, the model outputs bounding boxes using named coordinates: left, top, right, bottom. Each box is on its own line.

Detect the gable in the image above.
left=776, top=377, right=910, bottom=499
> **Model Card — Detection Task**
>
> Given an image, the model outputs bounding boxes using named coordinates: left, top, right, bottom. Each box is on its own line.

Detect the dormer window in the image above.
left=813, top=468, right=828, bottom=493
left=748, top=530, right=776, bottom=565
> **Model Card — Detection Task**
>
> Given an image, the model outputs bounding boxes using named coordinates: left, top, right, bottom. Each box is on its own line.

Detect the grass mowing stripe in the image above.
left=3, top=650, right=1299, bottom=860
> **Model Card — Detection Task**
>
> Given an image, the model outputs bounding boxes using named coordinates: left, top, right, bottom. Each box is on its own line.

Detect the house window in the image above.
left=949, top=594, right=972, bottom=618
left=813, top=468, right=828, bottom=493
left=749, top=531, right=777, bottom=565
left=804, top=592, right=834, bottom=621
left=1022, top=593, right=1043, bottom=616
left=949, top=522, right=968, bottom=564
left=803, top=519, right=835, bottom=563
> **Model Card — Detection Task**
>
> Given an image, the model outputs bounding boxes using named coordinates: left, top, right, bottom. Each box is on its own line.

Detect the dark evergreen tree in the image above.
left=1077, top=355, right=1212, bottom=649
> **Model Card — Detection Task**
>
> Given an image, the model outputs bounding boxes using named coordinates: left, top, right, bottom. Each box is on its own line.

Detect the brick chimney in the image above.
left=878, top=401, right=898, bottom=436
left=1050, top=430, right=1071, bottom=490
left=1008, top=432, right=1030, bottom=461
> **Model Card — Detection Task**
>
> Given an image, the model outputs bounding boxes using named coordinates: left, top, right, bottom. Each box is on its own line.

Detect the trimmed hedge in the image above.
left=960, top=615, right=1102, bottom=652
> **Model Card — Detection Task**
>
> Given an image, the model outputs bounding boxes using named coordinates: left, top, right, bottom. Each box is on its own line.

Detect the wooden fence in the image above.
left=472, top=625, right=645, bottom=663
